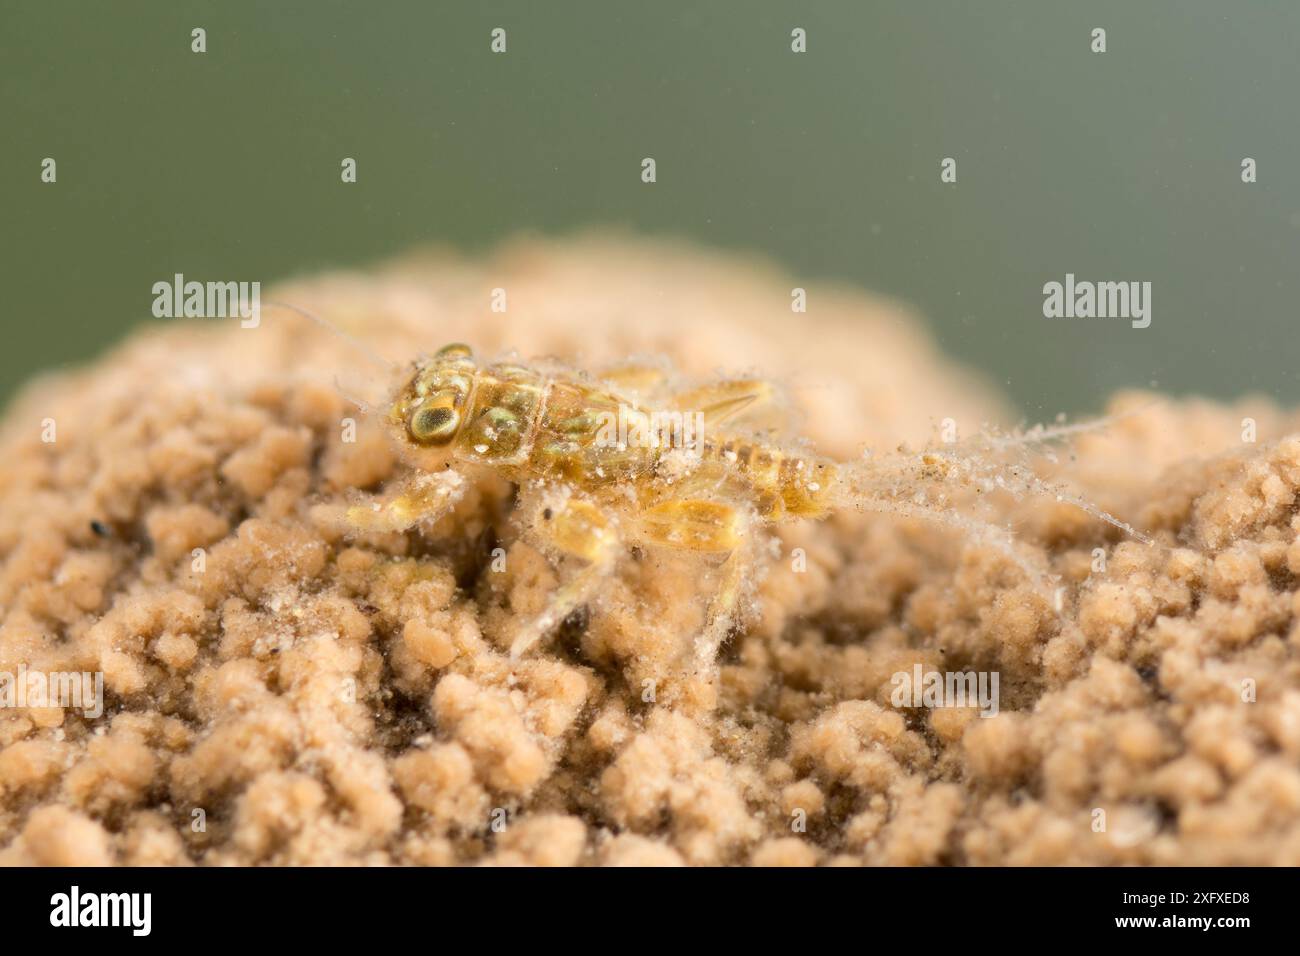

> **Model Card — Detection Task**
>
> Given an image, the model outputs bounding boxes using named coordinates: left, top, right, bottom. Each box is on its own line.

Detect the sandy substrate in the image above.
left=1, top=235, right=1298, bottom=866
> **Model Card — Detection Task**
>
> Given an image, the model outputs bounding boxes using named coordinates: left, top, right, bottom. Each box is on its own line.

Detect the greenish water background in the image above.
left=3, top=1, right=1298, bottom=415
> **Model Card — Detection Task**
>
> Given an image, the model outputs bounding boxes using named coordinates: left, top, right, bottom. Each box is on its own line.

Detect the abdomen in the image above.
left=700, top=436, right=836, bottom=520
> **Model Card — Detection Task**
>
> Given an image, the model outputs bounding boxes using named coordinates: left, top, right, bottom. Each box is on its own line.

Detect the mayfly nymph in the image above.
left=344, top=342, right=1153, bottom=674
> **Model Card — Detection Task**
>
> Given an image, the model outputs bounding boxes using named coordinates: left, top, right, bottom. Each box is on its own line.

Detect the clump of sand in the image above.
left=1, top=234, right=1298, bottom=866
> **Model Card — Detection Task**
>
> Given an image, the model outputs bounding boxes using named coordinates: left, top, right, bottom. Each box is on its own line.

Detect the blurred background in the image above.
left=3, top=0, right=1298, bottom=415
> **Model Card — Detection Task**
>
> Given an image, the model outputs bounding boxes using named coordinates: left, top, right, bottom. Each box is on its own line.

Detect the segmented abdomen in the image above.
left=699, top=437, right=835, bottom=520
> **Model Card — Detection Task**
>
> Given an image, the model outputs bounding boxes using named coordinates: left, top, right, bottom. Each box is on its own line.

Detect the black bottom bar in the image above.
left=0, top=866, right=1277, bottom=942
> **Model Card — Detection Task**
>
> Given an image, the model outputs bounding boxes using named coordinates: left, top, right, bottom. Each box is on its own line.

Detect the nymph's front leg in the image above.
left=345, top=467, right=467, bottom=533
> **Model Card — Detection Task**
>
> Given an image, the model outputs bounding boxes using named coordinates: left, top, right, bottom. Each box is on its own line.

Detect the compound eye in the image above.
left=436, top=343, right=473, bottom=360
left=408, top=400, right=460, bottom=444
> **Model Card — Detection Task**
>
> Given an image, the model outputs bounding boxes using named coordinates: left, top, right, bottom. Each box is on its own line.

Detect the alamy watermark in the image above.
left=1042, top=273, right=1151, bottom=329
left=50, top=886, right=150, bottom=936
left=890, top=664, right=1000, bottom=717
left=593, top=404, right=705, bottom=456
left=151, top=273, right=260, bottom=328
left=0, top=665, right=104, bottom=718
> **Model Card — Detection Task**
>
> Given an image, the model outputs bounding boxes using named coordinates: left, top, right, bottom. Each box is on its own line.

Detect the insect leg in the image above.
left=509, top=494, right=620, bottom=659
left=345, top=468, right=466, bottom=533
left=632, top=497, right=751, bottom=675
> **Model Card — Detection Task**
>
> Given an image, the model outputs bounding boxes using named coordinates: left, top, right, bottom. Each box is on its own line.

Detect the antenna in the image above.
left=261, top=299, right=398, bottom=374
